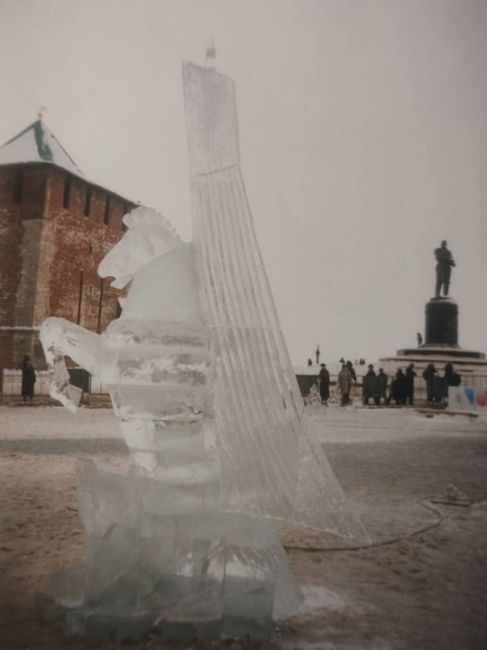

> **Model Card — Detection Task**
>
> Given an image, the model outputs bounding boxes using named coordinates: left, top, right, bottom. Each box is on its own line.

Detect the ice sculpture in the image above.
left=39, top=62, right=368, bottom=643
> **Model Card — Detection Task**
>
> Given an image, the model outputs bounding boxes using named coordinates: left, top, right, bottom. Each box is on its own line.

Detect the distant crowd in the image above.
left=316, top=360, right=461, bottom=407
left=17, top=352, right=462, bottom=410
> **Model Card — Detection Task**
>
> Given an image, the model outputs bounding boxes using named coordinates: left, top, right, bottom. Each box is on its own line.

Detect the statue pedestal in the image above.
left=395, top=297, right=484, bottom=360
left=425, top=298, right=458, bottom=346
left=380, top=294, right=486, bottom=404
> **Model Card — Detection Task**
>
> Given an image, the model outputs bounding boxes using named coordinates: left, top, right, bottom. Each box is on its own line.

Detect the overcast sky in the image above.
left=1, top=0, right=486, bottom=365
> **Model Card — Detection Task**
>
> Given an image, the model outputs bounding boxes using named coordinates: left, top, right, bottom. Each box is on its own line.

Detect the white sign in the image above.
left=448, top=386, right=487, bottom=411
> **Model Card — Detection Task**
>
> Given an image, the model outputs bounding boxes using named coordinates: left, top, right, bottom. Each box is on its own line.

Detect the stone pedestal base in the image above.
left=425, top=298, right=458, bottom=346
left=379, top=295, right=487, bottom=401
left=378, top=349, right=487, bottom=405
left=396, top=346, right=485, bottom=361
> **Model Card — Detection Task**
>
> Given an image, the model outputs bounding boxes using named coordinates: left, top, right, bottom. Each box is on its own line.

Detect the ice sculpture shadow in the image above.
left=39, top=62, right=368, bottom=643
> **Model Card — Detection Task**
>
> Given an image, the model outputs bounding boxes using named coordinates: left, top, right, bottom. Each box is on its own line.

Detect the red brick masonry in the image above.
left=0, top=163, right=135, bottom=367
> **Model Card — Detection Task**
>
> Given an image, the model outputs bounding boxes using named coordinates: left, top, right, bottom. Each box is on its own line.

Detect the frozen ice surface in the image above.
left=39, top=61, right=368, bottom=643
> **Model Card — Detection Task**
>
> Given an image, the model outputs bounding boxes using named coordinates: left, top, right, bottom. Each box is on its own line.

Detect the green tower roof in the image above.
left=0, top=119, right=84, bottom=177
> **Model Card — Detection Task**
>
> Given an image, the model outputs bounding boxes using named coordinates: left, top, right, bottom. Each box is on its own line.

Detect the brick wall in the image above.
left=0, top=162, right=135, bottom=368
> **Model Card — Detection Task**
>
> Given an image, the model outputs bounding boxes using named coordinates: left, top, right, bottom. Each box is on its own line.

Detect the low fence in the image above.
left=0, top=369, right=110, bottom=399
left=2, top=368, right=487, bottom=405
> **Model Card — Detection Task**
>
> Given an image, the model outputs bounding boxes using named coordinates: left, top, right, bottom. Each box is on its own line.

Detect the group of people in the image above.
left=422, top=362, right=461, bottom=404
left=316, top=360, right=461, bottom=407
left=362, top=364, right=393, bottom=405
left=319, top=360, right=358, bottom=406
left=362, top=364, right=419, bottom=406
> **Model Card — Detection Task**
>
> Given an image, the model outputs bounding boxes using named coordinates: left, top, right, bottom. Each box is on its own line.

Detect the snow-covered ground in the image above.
left=2, top=402, right=485, bottom=442
left=1, top=404, right=486, bottom=649
left=0, top=405, right=120, bottom=440
left=310, top=403, right=487, bottom=442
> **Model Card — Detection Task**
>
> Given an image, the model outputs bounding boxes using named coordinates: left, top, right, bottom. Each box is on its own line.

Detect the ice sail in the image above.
left=183, top=62, right=367, bottom=540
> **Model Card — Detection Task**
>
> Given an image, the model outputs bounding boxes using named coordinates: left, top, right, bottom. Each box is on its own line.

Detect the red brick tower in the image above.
left=0, top=119, right=137, bottom=368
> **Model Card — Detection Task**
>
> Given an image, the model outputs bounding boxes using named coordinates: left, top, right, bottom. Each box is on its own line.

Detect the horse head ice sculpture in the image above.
left=39, top=62, right=368, bottom=643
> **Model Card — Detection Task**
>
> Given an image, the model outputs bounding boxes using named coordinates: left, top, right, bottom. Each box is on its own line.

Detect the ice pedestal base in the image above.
left=46, top=460, right=302, bottom=643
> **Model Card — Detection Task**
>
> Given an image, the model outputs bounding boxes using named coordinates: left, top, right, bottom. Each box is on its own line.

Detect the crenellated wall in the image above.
left=0, top=162, right=135, bottom=368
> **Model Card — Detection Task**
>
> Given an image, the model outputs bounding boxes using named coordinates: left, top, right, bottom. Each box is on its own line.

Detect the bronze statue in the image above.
left=434, top=240, right=455, bottom=298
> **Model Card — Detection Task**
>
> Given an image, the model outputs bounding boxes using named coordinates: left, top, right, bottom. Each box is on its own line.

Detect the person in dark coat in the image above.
left=362, top=364, right=378, bottom=406
left=405, top=363, right=417, bottom=406
left=422, top=363, right=438, bottom=404
left=21, top=355, right=36, bottom=401
left=389, top=368, right=407, bottom=405
left=442, top=363, right=461, bottom=402
left=346, top=360, right=357, bottom=382
left=376, top=368, right=388, bottom=405
left=444, top=363, right=461, bottom=387
left=318, top=363, right=330, bottom=405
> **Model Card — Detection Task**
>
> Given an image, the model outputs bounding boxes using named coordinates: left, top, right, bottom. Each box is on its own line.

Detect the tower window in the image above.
left=104, top=195, right=111, bottom=225
left=63, top=174, right=72, bottom=209
left=13, top=168, right=23, bottom=203
left=84, top=186, right=92, bottom=216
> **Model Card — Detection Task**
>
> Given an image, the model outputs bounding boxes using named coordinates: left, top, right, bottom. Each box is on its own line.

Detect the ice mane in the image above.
left=98, top=206, right=182, bottom=289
